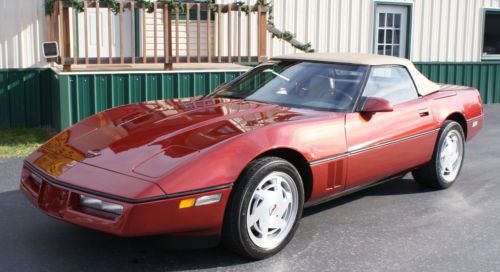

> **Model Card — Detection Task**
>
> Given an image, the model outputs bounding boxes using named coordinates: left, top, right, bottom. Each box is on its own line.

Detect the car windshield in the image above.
left=211, top=61, right=368, bottom=111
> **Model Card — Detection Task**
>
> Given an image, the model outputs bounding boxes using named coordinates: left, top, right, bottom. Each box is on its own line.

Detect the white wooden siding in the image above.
left=2, top=0, right=500, bottom=68
left=265, top=0, right=500, bottom=62
left=0, top=0, right=46, bottom=68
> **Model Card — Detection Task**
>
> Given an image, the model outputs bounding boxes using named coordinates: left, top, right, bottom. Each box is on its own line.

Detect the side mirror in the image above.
left=361, top=97, right=393, bottom=113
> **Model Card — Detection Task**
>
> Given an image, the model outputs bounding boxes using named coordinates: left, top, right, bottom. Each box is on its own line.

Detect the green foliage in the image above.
left=255, top=0, right=273, bottom=26
left=136, top=0, right=154, bottom=13
left=106, top=0, right=121, bottom=14
left=65, top=0, right=84, bottom=12
left=43, top=0, right=313, bottom=52
left=255, top=0, right=270, bottom=7
left=45, top=0, right=121, bottom=15
left=158, top=0, right=186, bottom=13
left=205, top=0, right=218, bottom=13
left=272, top=31, right=295, bottom=41
left=235, top=1, right=250, bottom=15
left=45, top=0, right=55, bottom=14
left=293, top=42, right=312, bottom=52
left=262, top=0, right=312, bottom=52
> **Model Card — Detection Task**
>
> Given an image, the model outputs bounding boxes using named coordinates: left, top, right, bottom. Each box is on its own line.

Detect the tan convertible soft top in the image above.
left=271, top=53, right=440, bottom=96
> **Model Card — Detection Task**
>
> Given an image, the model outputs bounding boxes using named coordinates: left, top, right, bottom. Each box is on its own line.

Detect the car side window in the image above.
left=362, top=66, right=418, bottom=105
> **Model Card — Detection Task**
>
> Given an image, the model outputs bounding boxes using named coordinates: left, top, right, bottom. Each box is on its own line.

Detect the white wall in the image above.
left=269, top=0, right=373, bottom=57
left=0, top=0, right=47, bottom=68
left=2, top=0, right=500, bottom=69
left=411, top=0, right=500, bottom=62
left=267, top=0, right=500, bottom=62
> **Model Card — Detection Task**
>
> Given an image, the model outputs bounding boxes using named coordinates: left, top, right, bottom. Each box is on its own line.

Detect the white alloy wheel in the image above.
left=439, top=130, right=464, bottom=183
left=246, top=171, right=299, bottom=250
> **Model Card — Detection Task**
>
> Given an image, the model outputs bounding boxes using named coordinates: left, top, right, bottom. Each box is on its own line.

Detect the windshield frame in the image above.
left=209, top=60, right=371, bottom=113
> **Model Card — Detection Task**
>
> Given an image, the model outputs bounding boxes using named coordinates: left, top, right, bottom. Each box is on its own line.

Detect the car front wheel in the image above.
left=222, top=156, right=304, bottom=259
left=412, top=120, right=465, bottom=189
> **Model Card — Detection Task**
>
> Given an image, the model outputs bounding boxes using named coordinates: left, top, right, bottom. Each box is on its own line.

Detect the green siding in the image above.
left=0, top=69, right=53, bottom=129
left=414, top=62, right=500, bottom=104
left=57, top=71, right=245, bottom=130
left=1, top=62, right=499, bottom=130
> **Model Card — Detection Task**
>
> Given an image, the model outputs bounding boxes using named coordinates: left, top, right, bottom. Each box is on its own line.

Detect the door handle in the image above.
left=418, top=108, right=430, bottom=117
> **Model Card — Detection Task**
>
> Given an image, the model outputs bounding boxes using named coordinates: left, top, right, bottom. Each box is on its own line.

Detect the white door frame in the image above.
left=374, top=4, right=409, bottom=58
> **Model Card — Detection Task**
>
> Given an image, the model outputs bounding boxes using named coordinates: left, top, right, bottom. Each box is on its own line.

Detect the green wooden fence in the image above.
left=0, top=69, right=54, bottom=129
left=415, top=62, right=500, bottom=105
left=1, top=62, right=499, bottom=130
left=0, top=69, right=245, bottom=130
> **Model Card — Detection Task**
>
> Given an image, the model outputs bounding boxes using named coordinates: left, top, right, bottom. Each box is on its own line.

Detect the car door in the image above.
left=345, top=66, right=437, bottom=189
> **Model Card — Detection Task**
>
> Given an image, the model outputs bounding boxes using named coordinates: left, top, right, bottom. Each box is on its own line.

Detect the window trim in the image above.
left=372, top=1, right=413, bottom=59
left=481, top=8, right=500, bottom=61
left=356, top=64, right=419, bottom=111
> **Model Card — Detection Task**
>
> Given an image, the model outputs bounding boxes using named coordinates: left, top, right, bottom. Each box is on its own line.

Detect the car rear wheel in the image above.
left=222, top=157, right=304, bottom=259
left=412, top=120, right=465, bottom=189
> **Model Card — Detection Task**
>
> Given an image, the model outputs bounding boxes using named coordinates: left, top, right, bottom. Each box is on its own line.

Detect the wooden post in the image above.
left=227, top=4, right=232, bottom=63
left=163, top=3, right=171, bottom=69
left=196, top=3, right=201, bottom=63
left=217, top=5, right=221, bottom=63
left=164, top=3, right=173, bottom=71
left=57, top=1, right=63, bottom=64
left=96, top=0, right=101, bottom=64
left=119, top=1, right=124, bottom=64
left=247, top=6, right=251, bottom=62
left=62, top=5, right=71, bottom=70
left=142, top=5, right=146, bottom=63
left=131, top=1, right=135, bottom=64
left=186, top=4, right=190, bottom=63
left=237, top=5, right=241, bottom=63
left=207, top=4, right=211, bottom=63
left=257, top=6, right=267, bottom=63
left=175, top=7, right=179, bottom=62
left=84, top=0, right=89, bottom=64
left=108, top=6, right=113, bottom=64
left=72, top=6, right=78, bottom=65
left=153, top=1, right=158, bottom=63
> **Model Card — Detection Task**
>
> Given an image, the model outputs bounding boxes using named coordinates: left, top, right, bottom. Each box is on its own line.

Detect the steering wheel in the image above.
left=332, top=89, right=353, bottom=103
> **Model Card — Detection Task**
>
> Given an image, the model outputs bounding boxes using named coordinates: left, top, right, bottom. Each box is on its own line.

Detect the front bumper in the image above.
left=20, top=165, right=232, bottom=237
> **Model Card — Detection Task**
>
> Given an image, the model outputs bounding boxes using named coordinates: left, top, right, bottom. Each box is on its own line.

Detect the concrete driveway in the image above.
left=1, top=105, right=499, bottom=272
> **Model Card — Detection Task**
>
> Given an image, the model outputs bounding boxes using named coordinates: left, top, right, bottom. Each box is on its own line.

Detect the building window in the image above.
left=483, top=11, right=500, bottom=57
left=374, top=5, right=408, bottom=58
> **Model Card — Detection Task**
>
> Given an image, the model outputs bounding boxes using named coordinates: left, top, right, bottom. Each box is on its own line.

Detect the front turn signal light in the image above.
left=179, top=198, right=196, bottom=209
left=179, top=193, right=222, bottom=209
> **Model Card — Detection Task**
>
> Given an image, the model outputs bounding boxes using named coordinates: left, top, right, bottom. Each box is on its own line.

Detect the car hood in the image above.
left=36, top=97, right=319, bottom=181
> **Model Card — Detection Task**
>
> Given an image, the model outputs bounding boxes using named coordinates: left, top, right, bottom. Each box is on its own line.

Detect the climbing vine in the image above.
left=235, top=1, right=250, bottom=15
left=254, top=0, right=312, bottom=52
left=44, top=0, right=312, bottom=52
left=106, top=0, right=121, bottom=14
left=45, top=0, right=120, bottom=14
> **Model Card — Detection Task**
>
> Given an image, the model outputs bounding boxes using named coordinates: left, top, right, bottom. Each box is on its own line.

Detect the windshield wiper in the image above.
left=214, top=94, right=244, bottom=100
left=264, top=69, right=290, bottom=81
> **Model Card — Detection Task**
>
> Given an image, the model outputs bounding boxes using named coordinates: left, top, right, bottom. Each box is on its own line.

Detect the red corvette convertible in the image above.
left=21, top=53, right=483, bottom=259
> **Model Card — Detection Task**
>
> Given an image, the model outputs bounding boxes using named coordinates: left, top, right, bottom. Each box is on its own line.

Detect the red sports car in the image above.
left=20, top=53, right=483, bottom=259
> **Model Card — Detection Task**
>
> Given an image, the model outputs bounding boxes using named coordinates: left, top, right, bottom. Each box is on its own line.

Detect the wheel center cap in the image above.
left=269, top=204, right=277, bottom=216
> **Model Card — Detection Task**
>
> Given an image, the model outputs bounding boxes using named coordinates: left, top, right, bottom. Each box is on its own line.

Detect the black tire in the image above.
left=412, top=120, right=465, bottom=189
left=222, top=156, right=304, bottom=260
